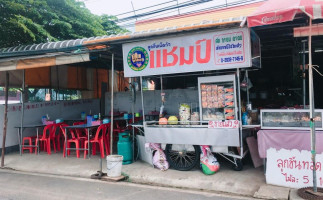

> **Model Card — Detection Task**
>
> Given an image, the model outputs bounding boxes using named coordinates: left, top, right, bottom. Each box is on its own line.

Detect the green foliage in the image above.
left=0, top=0, right=128, bottom=48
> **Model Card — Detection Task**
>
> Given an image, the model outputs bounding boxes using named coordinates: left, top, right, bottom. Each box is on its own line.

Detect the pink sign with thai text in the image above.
left=208, top=120, right=239, bottom=129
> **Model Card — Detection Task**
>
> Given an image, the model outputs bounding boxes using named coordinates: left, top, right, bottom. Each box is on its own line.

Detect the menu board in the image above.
left=200, top=81, right=235, bottom=121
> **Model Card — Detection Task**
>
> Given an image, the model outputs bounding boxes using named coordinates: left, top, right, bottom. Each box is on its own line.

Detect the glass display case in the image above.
left=198, top=75, right=238, bottom=122
left=260, top=109, right=323, bottom=130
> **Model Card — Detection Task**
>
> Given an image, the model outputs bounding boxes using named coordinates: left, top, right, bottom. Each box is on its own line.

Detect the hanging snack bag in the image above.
left=191, top=112, right=199, bottom=125
left=224, top=94, right=234, bottom=101
left=225, top=101, right=234, bottom=107
left=200, top=145, right=220, bottom=175
left=225, top=87, right=234, bottom=93
left=179, top=103, right=190, bottom=125
left=147, top=143, right=169, bottom=171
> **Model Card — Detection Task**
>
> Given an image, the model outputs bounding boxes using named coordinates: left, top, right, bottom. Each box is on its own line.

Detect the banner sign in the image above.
left=208, top=120, right=239, bottom=129
left=266, top=148, right=323, bottom=188
left=122, top=28, right=251, bottom=77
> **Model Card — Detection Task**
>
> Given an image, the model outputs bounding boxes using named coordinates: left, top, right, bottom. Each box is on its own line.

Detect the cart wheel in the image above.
left=165, top=144, right=200, bottom=171
left=232, top=158, right=243, bottom=171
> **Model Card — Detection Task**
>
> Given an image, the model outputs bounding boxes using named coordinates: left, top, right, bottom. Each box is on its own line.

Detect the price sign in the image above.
left=266, top=148, right=323, bottom=188
left=208, top=120, right=239, bottom=129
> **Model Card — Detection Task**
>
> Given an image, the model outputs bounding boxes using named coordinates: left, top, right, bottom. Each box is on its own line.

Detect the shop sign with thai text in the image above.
left=266, top=148, right=323, bottom=188
left=122, top=28, right=251, bottom=77
left=208, top=120, right=239, bottom=129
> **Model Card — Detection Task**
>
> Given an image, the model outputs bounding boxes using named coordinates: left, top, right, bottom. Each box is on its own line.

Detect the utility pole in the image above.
left=131, top=1, right=137, bottom=21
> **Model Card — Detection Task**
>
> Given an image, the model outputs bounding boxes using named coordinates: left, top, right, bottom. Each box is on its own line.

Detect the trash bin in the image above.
left=106, top=155, right=123, bottom=177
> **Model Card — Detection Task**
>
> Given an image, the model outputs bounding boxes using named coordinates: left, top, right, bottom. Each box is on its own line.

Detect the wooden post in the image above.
left=1, top=72, right=9, bottom=168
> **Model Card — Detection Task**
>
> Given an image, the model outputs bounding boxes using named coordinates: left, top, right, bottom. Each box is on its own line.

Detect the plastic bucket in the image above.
left=106, top=155, right=123, bottom=177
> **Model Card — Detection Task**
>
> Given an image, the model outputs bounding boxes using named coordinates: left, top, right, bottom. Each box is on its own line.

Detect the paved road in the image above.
left=0, top=170, right=253, bottom=200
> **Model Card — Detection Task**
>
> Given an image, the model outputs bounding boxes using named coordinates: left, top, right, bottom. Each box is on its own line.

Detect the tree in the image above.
left=0, top=0, right=127, bottom=48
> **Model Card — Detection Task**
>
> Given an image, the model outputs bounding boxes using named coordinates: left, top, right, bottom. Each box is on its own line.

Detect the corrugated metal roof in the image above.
left=0, top=35, right=109, bottom=54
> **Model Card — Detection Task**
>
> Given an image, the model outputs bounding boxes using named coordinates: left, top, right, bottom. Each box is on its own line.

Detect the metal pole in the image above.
left=237, top=68, right=243, bottom=157
left=65, top=128, right=67, bottom=158
left=302, top=40, right=306, bottom=108
left=36, top=128, right=39, bottom=155
left=1, top=72, right=9, bottom=167
left=160, top=75, right=164, bottom=118
left=140, top=77, right=145, bottom=122
left=87, top=128, right=90, bottom=158
left=246, top=70, right=250, bottom=105
left=110, top=54, right=114, bottom=155
left=131, top=78, right=135, bottom=161
left=160, top=75, right=163, bottom=94
left=20, top=70, right=25, bottom=156
left=308, top=19, right=317, bottom=192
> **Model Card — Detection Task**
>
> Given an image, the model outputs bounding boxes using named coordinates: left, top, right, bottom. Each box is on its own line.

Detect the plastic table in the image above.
left=64, top=124, right=100, bottom=159
left=15, top=124, right=45, bottom=155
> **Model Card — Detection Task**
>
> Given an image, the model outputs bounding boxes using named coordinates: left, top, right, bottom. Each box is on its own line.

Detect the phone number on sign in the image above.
left=220, top=56, right=243, bottom=63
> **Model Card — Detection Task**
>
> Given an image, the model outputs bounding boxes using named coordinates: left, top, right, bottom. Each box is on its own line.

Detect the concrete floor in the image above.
left=1, top=151, right=294, bottom=199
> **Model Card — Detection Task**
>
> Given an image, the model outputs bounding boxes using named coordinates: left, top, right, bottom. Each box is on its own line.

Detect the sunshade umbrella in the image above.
left=247, top=0, right=323, bottom=27
left=247, top=0, right=323, bottom=194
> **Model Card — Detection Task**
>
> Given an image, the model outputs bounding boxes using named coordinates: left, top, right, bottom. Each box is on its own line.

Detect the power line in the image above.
left=116, top=0, right=180, bottom=17
left=117, top=0, right=266, bottom=28
left=116, top=0, right=212, bottom=23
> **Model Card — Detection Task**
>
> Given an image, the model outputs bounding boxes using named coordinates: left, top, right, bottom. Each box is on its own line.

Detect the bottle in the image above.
left=81, top=112, right=86, bottom=120
left=87, top=115, right=93, bottom=126
left=42, top=116, right=47, bottom=125
left=98, top=113, right=101, bottom=120
left=242, top=112, right=248, bottom=125
left=247, top=117, right=252, bottom=125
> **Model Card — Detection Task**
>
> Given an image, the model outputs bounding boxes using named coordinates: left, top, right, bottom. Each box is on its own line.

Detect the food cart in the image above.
left=122, top=26, right=261, bottom=171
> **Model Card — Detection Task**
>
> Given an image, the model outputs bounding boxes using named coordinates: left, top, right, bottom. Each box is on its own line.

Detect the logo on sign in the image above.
left=261, top=15, right=283, bottom=24
left=127, top=47, right=149, bottom=71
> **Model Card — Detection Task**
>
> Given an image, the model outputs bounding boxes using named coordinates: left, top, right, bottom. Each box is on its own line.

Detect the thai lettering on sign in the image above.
left=214, top=31, right=245, bottom=65
left=122, top=28, right=251, bottom=77
left=266, top=148, right=323, bottom=188
left=208, top=120, right=239, bottom=129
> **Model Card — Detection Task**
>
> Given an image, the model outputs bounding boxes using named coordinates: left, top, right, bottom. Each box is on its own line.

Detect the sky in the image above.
left=84, top=0, right=164, bottom=16
left=84, top=0, right=204, bottom=16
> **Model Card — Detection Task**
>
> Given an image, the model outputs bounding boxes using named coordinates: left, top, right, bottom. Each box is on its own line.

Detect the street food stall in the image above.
left=122, top=26, right=261, bottom=171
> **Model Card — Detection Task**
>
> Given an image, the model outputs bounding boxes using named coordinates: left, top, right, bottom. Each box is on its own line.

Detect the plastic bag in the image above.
left=146, top=143, right=169, bottom=171
left=200, top=145, right=220, bottom=175
left=240, top=75, right=253, bottom=92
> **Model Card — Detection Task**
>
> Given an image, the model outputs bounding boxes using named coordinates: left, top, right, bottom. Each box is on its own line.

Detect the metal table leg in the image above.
left=99, top=157, right=102, bottom=172
left=87, top=128, right=90, bottom=159
left=132, top=126, right=134, bottom=161
left=18, top=128, right=21, bottom=156
left=65, top=128, right=68, bottom=158
left=36, top=128, right=39, bottom=155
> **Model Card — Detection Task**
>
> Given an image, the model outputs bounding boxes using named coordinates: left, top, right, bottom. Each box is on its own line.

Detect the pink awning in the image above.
left=247, top=0, right=323, bottom=27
